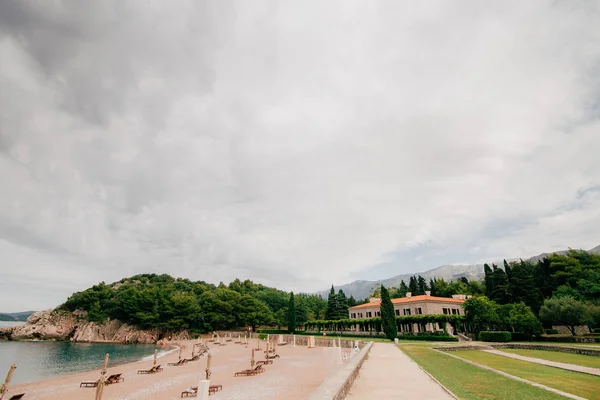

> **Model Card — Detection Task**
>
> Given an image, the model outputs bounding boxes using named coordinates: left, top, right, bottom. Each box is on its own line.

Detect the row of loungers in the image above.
left=234, top=364, right=265, bottom=377
left=80, top=373, right=124, bottom=388
left=137, top=364, right=163, bottom=374
left=181, top=384, right=222, bottom=397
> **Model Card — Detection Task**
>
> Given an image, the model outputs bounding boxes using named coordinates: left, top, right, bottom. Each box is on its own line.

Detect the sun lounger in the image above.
left=184, top=355, right=200, bottom=362
left=80, top=379, right=101, bottom=388
left=181, top=385, right=223, bottom=397
left=137, top=364, right=163, bottom=374
left=256, top=360, right=273, bottom=366
left=8, top=394, right=25, bottom=400
left=234, top=364, right=264, bottom=377
left=168, top=359, right=188, bottom=366
left=106, top=373, right=124, bottom=384
left=265, top=353, right=280, bottom=359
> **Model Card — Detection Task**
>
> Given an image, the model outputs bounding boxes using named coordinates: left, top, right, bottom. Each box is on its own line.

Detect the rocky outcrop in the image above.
left=0, top=309, right=190, bottom=344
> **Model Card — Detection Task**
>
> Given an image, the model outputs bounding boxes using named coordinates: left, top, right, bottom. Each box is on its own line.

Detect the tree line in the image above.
left=61, top=274, right=327, bottom=334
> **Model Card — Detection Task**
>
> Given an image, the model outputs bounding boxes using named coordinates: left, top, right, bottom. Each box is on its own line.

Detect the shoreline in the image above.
left=6, top=339, right=346, bottom=400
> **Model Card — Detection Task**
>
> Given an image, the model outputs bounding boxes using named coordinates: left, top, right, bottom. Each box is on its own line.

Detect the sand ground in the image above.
left=7, top=339, right=345, bottom=400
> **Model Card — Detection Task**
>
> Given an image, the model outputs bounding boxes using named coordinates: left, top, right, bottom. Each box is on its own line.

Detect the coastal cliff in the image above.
left=0, top=309, right=189, bottom=344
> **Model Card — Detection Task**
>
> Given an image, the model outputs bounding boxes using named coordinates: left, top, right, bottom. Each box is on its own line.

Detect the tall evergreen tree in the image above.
left=398, top=280, right=409, bottom=297
left=484, top=263, right=494, bottom=297
left=490, top=266, right=510, bottom=304
left=287, top=292, right=296, bottom=333
left=429, top=279, right=436, bottom=296
left=380, top=285, right=398, bottom=340
left=408, top=276, right=418, bottom=294
left=326, top=285, right=337, bottom=320
left=336, top=289, right=348, bottom=319
left=417, top=275, right=428, bottom=295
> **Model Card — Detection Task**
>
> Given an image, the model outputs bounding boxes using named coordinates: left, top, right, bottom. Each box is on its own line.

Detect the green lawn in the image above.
left=501, top=348, right=600, bottom=369
left=453, top=350, right=600, bottom=400
left=398, top=344, right=568, bottom=400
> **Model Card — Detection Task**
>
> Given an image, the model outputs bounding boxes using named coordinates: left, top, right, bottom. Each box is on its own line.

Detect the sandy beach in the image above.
left=6, top=338, right=346, bottom=400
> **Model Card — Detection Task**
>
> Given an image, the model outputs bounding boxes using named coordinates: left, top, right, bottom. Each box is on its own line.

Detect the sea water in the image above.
left=0, top=337, right=167, bottom=384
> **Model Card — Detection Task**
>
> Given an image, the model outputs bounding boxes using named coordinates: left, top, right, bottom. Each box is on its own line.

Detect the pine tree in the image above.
left=380, top=285, right=398, bottom=340
left=408, top=276, right=418, bottom=294
left=287, top=292, right=296, bottom=333
left=490, top=265, right=510, bottom=304
left=336, top=289, right=348, bottom=319
left=398, top=280, right=409, bottom=297
left=417, top=275, right=427, bottom=295
left=429, top=278, right=436, bottom=296
left=484, top=263, right=494, bottom=297
left=326, top=285, right=337, bottom=320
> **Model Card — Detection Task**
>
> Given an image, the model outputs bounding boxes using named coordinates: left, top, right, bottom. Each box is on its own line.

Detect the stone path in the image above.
left=483, top=349, right=600, bottom=377
left=347, top=343, right=454, bottom=400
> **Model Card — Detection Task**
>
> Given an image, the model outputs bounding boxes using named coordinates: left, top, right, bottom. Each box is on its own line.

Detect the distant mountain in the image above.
left=0, top=311, right=36, bottom=321
left=318, top=245, right=599, bottom=300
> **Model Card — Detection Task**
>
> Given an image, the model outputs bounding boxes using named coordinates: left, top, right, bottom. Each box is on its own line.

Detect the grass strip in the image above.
left=500, top=349, right=600, bottom=369
left=399, top=345, right=568, bottom=400
left=453, top=350, right=600, bottom=400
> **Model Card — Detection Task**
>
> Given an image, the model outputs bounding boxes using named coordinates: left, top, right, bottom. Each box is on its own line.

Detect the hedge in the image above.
left=534, top=335, right=600, bottom=343
left=397, top=334, right=458, bottom=342
left=545, top=329, right=559, bottom=335
left=479, top=331, right=512, bottom=342
left=301, top=314, right=464, bottom=333
left=594, top=328, right=600, bottom=334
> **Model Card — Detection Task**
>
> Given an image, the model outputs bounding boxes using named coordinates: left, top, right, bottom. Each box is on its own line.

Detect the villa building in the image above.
left=348, top=291, right=467, bottom=333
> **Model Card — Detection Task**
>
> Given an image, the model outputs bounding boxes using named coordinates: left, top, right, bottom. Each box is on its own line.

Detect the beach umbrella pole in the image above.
left=0, top=363, right=17, bottom=399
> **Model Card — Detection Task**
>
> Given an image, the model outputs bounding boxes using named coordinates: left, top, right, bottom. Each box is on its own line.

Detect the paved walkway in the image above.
left=347, top=343, right=454, bottom=399
left=483, top=349, right=600, bottom=377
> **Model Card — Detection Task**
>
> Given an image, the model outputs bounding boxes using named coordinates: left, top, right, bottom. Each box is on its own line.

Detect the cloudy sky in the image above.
left=1, top=1, right=599, bottom=312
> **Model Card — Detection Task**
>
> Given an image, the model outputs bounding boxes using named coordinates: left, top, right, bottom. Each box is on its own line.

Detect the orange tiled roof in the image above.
left=349, top=295, right=465, bottom=310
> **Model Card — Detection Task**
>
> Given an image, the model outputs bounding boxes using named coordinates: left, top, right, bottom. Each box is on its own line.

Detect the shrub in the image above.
left=479, top=331, right=512, bottom=342
left=545, top=329, right=559, bottom=334
left=256, top=329, right=287, bottom=334
left=510, top=332, right=526, bottom=341
left=533, top=335, right=600, bottom=343
left=593, top=328, right=600, bottom=334
left=397, top=334, right=458, bottom=342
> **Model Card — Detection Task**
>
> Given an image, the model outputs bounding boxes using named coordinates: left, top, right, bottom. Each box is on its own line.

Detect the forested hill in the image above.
left=60, top=274, right=326, bottom=333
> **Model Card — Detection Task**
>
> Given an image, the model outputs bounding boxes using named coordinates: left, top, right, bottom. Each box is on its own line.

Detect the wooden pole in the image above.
left=0, top=363, right=16, bottom=399
left=205, top=353, right=212, bottom=380
left=251, top=348, right=255, bottom=368
left=153, top=349, right=158, bottom=367
left=94, top=353, right=109, bottom=400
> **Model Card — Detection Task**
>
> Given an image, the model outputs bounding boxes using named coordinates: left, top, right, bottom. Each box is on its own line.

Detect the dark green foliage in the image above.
left=397, top=334, right=458, bottom=342
left=408, top=276, right=418, bottom=294
left=336, top=289, right=348, bottom=319
left=479, top=331, right=512, bottom=342
left=545, top=329, right=559, bottom=334
left=535, top=336, right=600, bottom=343
left=287, top=292, right=296, bottom=333
left=417, top=275, right=428, bottom=295
left=326, top=285, right=337, bottom=320
left=539, top=296, right=589, bottom=335
left=463, top=296, right=501, bottom=333
left=380, top=285, right=397, bottom=340
left=484, top=263, right=494, bottom=297
left=490, top=265, right=510, bottom=304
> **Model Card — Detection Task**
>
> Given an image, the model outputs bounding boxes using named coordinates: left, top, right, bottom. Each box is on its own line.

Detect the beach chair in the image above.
left=168, top=359, right=188, bottom=366
left=106, top=373, right=124, bottom=384
left=80, top=379, right=101, bottom=388
left=265, top=353, right=280, bottom=359
left=181, top=385, right=222, bottom=397
left=209, top=384, right=223, bottom=394
left=234, top=364, right=264, bottom=377
left=8, top=394, right=25, bottom=400
left=256, top=360, right=273, bottom=366
left=137, top=364, right=163, bottom=374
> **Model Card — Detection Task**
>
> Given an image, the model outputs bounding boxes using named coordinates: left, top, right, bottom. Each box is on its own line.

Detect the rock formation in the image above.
left=0, top=309, right=190, bottom=344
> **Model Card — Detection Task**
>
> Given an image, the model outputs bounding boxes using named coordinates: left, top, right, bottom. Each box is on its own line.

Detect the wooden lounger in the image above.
left=106, top=373, right=124, bottom=384
left=168, top=359, right=188, bottom=366
left=234, top=364, right=264, bottom=376
left=8, top=394, right=25, bottom=400
left=80, top=379, right=100, bottom=388
left=137, top=364, right=163, bottom=374
left=265, top=353, right=280, bottom=359
left=181, top=385, right=223, bottom=397
left=256, top=360, right=273, bottom=366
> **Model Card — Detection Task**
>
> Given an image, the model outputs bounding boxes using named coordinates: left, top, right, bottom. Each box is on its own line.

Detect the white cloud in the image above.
left=0, top=0, right=599, bottom=311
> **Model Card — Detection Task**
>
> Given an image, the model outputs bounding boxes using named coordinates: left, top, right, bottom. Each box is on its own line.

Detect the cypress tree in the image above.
left=287, top=292, right=296, bottom=333
left=417, top=275, right=427, bottom=295
left=380, top=285, right=397, bottom=340
left=326, top=285, right=337, bottom=320
left=337, top=289, right=348, bottom=319
left=408, top=276, right=418, bottom=294
left=484, top=263, right=494, bottom=297
left=398, top=280, right=408, bottom=297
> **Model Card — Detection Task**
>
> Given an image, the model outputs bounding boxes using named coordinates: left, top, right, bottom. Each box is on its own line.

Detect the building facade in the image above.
left=348, top=292, right=467, bottom=334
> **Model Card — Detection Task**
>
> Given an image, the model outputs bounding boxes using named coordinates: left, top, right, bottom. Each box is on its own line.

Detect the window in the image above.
left=351, top=313, right=356, bottom=319
left=451, top=309, right=457, bottom=315
left=376, top=311, right=381, bottom=317
left=456, top=309, right=460, bottom=315
left=403, top=309, right=411, bottom=316
left=395, top=309, right=400, bottom=316
left=358, top=313, right=363, bottom=318
left=366, top=311, right=372, bottom=318
left=415, top=308, right=422, bottom=315
left=443, top=308, right=449, bottom=315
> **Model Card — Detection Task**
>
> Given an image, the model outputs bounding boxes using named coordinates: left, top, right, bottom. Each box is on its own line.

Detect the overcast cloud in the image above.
left=1, top=1, right=599, bottom=312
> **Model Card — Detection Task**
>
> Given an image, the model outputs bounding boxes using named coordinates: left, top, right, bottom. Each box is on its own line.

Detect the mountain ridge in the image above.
left=317, top=245, right=599, bottom=300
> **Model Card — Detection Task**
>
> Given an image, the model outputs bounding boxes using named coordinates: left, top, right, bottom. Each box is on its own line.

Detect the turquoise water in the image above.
left=0, top=340, right=165, bottom=384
